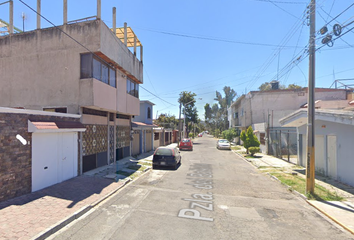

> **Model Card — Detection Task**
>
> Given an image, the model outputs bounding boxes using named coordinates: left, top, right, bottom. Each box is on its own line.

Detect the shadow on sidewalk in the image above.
left=321, top=201, right=354, bottom=213
left=0, top=175, right=117, bottom=210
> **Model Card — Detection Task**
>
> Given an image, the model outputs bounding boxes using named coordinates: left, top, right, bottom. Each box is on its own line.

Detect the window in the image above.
left=147, top=107, right=151, bottom=119
left=155, top=148, right=173, bottom=156
left=80, top=54, right=92, bottom=78
left=109, top=68, right=116, bottom=87
left=101, top=63, right=109, bottom=84
left=154, top=132, right=159, bottom=140
left=43, top=107, right=67, bottom=113
left=127, top=80, right=131, bottom=93
left=92, top=58, right=101, bottom=80
left=126, top=78, right=139, bottom=98
left=80, top=53, right=116, bottom=87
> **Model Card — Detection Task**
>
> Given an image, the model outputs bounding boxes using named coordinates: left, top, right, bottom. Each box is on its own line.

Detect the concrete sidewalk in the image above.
left=0, top=149, right=157, bottom=240
left=235, top=150, right=354, bottom=236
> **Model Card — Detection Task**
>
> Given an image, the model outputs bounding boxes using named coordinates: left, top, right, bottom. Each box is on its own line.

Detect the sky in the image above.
left=1, top=0, right=354, bottom=120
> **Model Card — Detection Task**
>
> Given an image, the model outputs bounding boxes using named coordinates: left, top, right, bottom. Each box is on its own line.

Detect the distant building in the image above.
left=228, top=87, right=353, bottom=157
left=132, top=101, right=156, bottom=155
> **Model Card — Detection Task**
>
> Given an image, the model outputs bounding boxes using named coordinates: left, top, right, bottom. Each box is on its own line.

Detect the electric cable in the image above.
left=323, top=2, right=354, bottom=27
left=18, top=0, right=180, bottom=109
left=18, top=0, right=115, bottom=69
left=140, top=85, right=176, bottom=106
left=134, top=27, right=301, bottom=48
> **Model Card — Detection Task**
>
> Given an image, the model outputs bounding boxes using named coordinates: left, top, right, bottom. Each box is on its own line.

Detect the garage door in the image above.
left=32, top=132, right=78, bottom=192
left=146, top=131, right=152, bottom=152
left=132, top=132, right=140, bottom=156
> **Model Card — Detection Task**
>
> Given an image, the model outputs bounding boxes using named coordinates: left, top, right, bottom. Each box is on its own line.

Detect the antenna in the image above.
left=21, top=12, right=27, bottom=32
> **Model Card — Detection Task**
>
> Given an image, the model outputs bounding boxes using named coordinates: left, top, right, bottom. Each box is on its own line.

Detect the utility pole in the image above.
left=178, top=102, right=182, bottom=147
left=306, top=0, right=316, bottom=194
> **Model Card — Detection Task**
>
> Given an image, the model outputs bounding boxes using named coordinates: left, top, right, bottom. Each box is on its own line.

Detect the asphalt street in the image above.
left=48, top=135, right=354, bottom=240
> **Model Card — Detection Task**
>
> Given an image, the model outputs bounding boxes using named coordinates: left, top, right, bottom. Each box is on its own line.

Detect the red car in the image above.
left=179, top=138, right=193, bottom=151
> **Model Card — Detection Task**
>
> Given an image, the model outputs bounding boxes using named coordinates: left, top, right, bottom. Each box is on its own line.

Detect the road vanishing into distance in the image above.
left=49, top=135, right=353, bottom=240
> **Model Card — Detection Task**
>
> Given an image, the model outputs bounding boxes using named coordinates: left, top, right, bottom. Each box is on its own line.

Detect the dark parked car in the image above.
left=152, top=146, right=181, bottom=169
left=179, top=138, right=193, bottom=151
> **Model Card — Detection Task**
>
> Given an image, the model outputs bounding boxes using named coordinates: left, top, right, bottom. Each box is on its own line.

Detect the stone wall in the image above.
left=0, top=112, right=80, bottom=202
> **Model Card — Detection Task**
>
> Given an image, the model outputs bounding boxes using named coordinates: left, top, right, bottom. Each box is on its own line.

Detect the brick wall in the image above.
left=0, top=112, right=80, bottom=202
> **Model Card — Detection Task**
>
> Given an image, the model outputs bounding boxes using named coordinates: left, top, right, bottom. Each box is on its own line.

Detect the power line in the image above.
left=140, top=85, right=176, bottom=106
left=245, top=6, right=308, bottom=91
left=135, top=27, right=301, bottom=48
left=17, top=0, right=114, bottom=68
left=18, top=0, right=179, bottom=111
left=252, top=0, right=307, bottom=4
left=323, top=2, right=354, bottom=27
left=263, top=0, right=303, bottom=20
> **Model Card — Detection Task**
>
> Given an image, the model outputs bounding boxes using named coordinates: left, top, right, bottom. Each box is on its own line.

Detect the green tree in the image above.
left=286, top=84, right=302, bottom=89
left=258, top=82, right=285, bottom=91
left=178, top=91, right=198, bottom=137
left=258, top=82, right=272, bottom=91
left=240, top=126, right=260, bottom=154
left=204, top=86, right=237, bottom=136
left=155, top=114, right=178, bottom=129
left=222, top=128, right=238, bottom=142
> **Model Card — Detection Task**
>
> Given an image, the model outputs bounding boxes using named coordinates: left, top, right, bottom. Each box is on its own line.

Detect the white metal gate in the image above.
left=32, top=132, right=78, bottom=192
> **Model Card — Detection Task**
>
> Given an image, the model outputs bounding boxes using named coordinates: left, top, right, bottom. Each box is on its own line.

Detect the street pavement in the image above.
left=0, top=140, right=354, bottom=239
left=235, top=149, right=354, bottom=236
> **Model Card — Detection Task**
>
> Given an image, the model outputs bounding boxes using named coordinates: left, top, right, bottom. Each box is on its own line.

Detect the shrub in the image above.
left=249, top=147, right=260, bottom=156
left=240, top=126, right=260, bottom=154
left=189, top=132, right=194, bottom=138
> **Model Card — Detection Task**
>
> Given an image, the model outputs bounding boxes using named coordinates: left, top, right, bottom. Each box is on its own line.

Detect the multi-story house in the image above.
left=132, top=101, right=156, bottom=156
left=228, top=84, right=352, bottom=157
left=0, top=2, right=143, bottom=174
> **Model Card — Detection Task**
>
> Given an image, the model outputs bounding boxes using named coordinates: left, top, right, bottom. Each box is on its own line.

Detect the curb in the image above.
left=306, top=200, right=354, bottom=236
left=31, top=167, right=153, bottom=240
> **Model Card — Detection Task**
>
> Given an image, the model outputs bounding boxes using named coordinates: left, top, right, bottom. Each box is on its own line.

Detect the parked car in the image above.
left=179, top=138, right=193, bottom=151
left=153, top=146, right=181, bottom=169
left=198, top=133, right=203, bottom=137
left=216, top=139, right=231, bottom=150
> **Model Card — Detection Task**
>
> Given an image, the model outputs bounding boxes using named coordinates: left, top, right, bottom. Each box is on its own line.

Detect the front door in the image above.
left=61, top=132, right=77, bottom=182
left=327, top=135, right=337, bottom=179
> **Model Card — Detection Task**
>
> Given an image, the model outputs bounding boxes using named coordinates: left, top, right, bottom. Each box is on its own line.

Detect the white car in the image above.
left=216, top=139, right=231, bottom=150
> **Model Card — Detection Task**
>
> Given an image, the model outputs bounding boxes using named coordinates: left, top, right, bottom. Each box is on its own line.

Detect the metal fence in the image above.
left=268, top=128, right=298, bottom=164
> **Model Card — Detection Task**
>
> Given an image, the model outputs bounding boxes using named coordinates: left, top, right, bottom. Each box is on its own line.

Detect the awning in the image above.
left=114, top=26, right=142, bottom=47
left=28, top=120, right=86, bottom=133
left=132, top=122, right=157, bottom=129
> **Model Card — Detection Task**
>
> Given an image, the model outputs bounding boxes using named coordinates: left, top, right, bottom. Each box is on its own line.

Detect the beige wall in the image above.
left=116, top=70, right=140, bottom=116
left=82, top=114, right=107, bottom=125
left=230, top=89, right=348, bottom=129
left=100, top=23, right=143, bottom=83
left=0, top=20, right=142, bottom=116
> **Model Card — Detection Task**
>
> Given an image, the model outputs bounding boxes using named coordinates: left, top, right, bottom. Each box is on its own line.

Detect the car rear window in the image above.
left=182, top=139, right=190, bottom=142
left=155, top=148, right=173, bottom=156
left=219, top=140, right=229, bottom=143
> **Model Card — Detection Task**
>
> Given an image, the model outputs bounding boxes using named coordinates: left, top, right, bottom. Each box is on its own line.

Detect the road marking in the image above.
left=178, top=163, right=215, bottom=222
